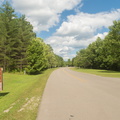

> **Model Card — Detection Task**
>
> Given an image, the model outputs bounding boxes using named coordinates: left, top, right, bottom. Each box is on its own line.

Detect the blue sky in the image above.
left=1, top=0, right=120, bottom=60
left=81, top=0, right=120, bottom=13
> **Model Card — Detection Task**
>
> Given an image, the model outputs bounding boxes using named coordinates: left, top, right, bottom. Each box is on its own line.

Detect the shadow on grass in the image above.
left=0, top=92, right=9, bottom=98
left=98, top=70, right=120, bottom=73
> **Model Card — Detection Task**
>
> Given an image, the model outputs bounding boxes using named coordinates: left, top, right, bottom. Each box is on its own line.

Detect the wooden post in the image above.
left=0, top=68, right=3, bottom=91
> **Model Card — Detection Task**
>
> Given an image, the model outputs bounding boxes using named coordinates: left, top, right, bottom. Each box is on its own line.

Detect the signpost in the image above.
left=0, top=68, right=3, bottom=91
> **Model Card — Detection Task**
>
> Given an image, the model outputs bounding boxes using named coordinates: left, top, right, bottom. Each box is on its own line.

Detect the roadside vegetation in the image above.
left=0, top=2, right=64, bottom=74
left=0, top=2, right=120, bottom=120
left=0, top=2, right=63, bottom=119
left=71, top=21, right=120, bottom=71
left=72, top=68, right=120, bottom=78
left=0, top=68, right=56, bottom=120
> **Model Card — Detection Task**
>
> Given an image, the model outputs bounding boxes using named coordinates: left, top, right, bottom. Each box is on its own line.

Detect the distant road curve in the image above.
left=36, top=67, right=120, bottom=120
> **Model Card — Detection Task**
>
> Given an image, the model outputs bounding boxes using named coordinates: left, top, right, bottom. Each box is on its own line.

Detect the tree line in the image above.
left=0, top=2, right=64, bottom=74
left=72, top=20, right=120, bottom=71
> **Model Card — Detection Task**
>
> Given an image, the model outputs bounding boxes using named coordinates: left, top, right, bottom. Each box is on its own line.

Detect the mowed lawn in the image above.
left=72, top=68, right=120, bottom=78
left=0, top=68, right=56, bottom=120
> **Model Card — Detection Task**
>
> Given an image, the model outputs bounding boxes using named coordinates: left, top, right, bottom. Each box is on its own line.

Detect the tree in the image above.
left=66, top=59, right=72, bottom=67
left=0, top=1, right=18, bottom=71
left=26, top=38, right=47, bottom=74
left=101, top=21, right=120, bottom=70
left=73, top=20, right=120, bottom=71
left=44, top=44, right=57, bottom=68
left=86, top=37, right=103, bottom=69
left=16, top=15, right=36, bottom=71
left=0, top=2, right=64, bottom=73
left=0, top=2, right=35, bottom=72
left=55, top=55, right=64, bottom=67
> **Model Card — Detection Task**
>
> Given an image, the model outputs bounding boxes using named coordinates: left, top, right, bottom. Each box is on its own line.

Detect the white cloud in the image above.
left=55, top=9, right=120, bottom=37
left=8, top=0, right=120, bottom=60
left=46, top=32, right=108, bottom=60
left=46, top=36, right=75, bottom=60
left=12, top=0, right=82, bottom=32
left=46, top=9, right=120, bottom=60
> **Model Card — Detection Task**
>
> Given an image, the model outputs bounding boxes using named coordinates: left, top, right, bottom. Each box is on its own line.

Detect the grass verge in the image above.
left=0, top=68, right=56, bottom=120
left=71, top=67, right=120, bottom=78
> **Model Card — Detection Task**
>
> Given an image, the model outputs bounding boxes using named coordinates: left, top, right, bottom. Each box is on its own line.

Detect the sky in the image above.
left=1, top=0, right=120, bottom=60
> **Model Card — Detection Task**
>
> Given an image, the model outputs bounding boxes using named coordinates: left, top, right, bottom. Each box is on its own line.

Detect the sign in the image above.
left=0, top=68, right=3, bottom=91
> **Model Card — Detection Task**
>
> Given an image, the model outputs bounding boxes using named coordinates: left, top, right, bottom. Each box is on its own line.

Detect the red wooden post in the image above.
left=0, top=68, right=3, bottom=91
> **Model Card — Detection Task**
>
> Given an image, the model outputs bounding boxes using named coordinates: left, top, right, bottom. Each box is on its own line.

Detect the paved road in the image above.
left=36, top=67, right=120, bottom=120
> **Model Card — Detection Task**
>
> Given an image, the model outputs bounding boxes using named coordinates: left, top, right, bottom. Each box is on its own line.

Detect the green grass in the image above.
left=71, top=68, right=120, bottom=78
left=0, top=68, right=56, bottom=120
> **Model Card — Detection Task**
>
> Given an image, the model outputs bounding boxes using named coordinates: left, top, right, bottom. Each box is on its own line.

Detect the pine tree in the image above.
left=0, top=2, right=17, bottom=71
left=16, top=15, right=36, bottom=71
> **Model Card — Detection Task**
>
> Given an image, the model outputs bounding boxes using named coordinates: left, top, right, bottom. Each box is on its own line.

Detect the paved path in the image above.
left=36, top=67, right=120, bottom=120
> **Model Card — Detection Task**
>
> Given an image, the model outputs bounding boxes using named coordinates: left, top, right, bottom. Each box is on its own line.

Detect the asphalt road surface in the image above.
left=36, top=67, right=120, bottom=120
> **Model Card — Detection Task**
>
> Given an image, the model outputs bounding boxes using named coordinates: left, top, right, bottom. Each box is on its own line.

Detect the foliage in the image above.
left=26, top=38, right=64, bottom=74
left=73, top=20, right=120, bottom=71
left=0, top=2, right=35, bottom=72
left=55, top=54, right=65, bottom=67
left=66, top=59, right=72, bottom=67
left=0, top=2, right=64, bottom=74
left=26, top=38, right=46, bottom=74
